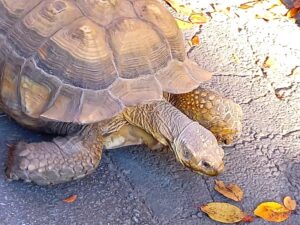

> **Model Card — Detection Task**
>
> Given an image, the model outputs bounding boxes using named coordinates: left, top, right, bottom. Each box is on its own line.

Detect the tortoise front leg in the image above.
left=170, top=87, right=243, bottom=144
left=6, top=124, right=103, bottom=185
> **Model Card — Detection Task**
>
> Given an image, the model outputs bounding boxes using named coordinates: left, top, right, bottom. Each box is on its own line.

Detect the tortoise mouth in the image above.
left=184, top=162, right=225, bottom=177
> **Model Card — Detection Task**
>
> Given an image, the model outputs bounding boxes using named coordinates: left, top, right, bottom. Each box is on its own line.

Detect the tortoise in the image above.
left=0, top=0, right=242, bottom=185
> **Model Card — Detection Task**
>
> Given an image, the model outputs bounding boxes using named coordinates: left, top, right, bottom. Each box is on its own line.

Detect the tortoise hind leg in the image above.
left=170, top=87, right=243, bottom=144
left=6, top=124, right=103, bottom=185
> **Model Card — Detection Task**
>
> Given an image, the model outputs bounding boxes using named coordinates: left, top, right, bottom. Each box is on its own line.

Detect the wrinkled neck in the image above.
left=123, top=101, right=194, bottom=146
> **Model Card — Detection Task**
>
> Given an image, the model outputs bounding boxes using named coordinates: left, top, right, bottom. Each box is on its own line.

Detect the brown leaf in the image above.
left=189, top=35, right=200, bottom=47
left=254, top=202, right=291, bottom=222
left=283, top=196, right=297, bottom=211
left=286, top=7, right=299, bottom=18
left=201, top=202, right=246, bottom=223
left=63, top=194, right=78, bottom=203
left=214, top=180, right=244, bottom=202
left=242, top=215, right=255, bottom=223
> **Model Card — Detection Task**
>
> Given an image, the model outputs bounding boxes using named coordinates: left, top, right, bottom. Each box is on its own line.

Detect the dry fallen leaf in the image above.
left=242, top=215, right=255, bottom=223
left=201, top=202, right=246, bottom=224
left=255, top=12, right=275, bottom=21
left=263, top=56, right=276, bottom=68
left=254, top=201, right=291, bottom=222
left=231, top=54, right=241, bottom=64
left=286, top=7, right=299, bottom=18
left=239, top=2, right=258, bottom=10
left=164, top=0, right=193, bottom=16
left=283, top=196, right=297, bottom=211
left=63, top=194, right=78, bottom=203
left=214, top=180, right=244, bottom=202
left=237, top=0, right=297, bottom=22
left=189, top=35, right=200, bottom=47
left=189, top=12, right=208, bottom=24
left=268, top=4, right=289, bottom=16
left=175, top=18, right=194, bottom=29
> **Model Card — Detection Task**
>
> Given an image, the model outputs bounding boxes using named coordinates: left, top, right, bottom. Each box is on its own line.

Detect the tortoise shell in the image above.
left=0, top=0, right=211, bottom=124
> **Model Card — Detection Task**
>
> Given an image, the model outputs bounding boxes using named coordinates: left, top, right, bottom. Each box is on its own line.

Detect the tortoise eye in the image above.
left=201, top=160, right=212, bottom=169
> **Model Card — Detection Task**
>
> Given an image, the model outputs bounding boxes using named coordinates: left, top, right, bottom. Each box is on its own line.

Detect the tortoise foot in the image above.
left=170, top=87, right=243, bottom=144
left=6, top=127, right=103, bottom=185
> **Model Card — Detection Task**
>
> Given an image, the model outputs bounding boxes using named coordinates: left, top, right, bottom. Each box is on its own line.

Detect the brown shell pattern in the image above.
left=0, top=0, right=211, bottom=124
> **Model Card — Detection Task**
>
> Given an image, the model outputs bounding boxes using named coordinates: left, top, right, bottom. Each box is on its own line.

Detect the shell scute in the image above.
left=0, top=0, right=211, bottom=124
left=5, top=0, right=82, bottom=58
left=108, top=18, right=171, bottom=79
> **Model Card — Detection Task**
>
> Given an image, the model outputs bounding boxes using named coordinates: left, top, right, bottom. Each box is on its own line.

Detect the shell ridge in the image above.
left=32, top=15, right=84, bottom=60
left=16, top=56, right=28, bottom=116
left=1, top=1, right=43, bottom=37
left=74, top=88, right=85, bottom=123
left=104, top=26, right=121, bottom=78
left=129, top=0, right=174, bottom=60
left=40, top=82, right=63, bottom=117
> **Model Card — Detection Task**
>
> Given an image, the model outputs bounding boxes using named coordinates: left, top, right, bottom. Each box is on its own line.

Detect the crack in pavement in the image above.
left=106, top=153, right=160, bottom=225
left=282, top=129, right=300, bottom=138
left=239, top=92, right=269, bottom=105
left=202, top=177, right=215, bottom=202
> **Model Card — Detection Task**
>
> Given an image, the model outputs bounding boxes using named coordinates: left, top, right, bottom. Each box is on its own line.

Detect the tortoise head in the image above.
left=172, top=122, right=225, bottom=176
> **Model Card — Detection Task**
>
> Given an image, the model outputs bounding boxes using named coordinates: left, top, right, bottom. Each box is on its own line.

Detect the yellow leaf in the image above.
left=239, top=1, right=257, bottom=9
left=201, top=202, right=246, bottom=224
left=189, top=35, right=200, bottom=47
left=231, top=54, right=241, bottom=64
left=63, top=194, right=78, bottom=203
left=176, top=18, right=194, bottom=30
left=189, top=12, right=208, bottom=24
left=164, top=0, right=193, bottom=16
left=214, top=180, right=244, bottom=202
left=255, top=12, right=275, bottom=21
left=254, top=202, right=291, bottom=222
left=268, top=4, right=288, bottom=16
left=263, top=56, right=276, bottom=68
left=283, top=196, right=297, bottom=211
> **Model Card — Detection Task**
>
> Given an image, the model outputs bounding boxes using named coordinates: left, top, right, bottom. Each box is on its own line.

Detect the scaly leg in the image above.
left=170, top=87, right=243, bottom=144
left=6, top=124, right=103, bottom=185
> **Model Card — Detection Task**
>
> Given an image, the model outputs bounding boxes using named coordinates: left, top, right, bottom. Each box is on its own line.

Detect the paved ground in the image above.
left=0, top=1, right=300, bottom=225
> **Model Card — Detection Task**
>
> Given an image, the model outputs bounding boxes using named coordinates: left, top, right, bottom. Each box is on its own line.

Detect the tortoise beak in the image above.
left=216, top=162, right=225, bottom=174
left=193, top=162, right=225, bottom=176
